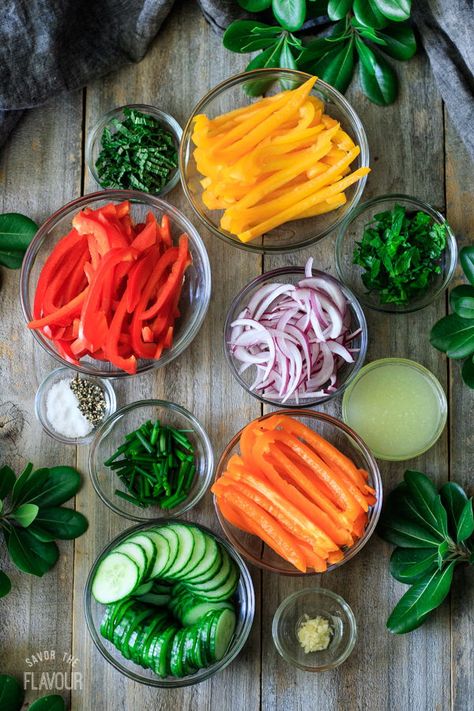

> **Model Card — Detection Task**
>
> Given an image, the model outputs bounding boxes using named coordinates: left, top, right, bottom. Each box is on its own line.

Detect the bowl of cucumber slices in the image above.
left=85, top=519, right=255, bottom=686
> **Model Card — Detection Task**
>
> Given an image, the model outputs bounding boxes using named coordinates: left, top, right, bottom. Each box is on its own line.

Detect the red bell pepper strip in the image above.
left=29, top=288, right=89, bottom=329
left=42, top=242, right=90, bottom=314
left=73, top=212, right=111, bottom=255
left=115, top=201, right=130, bottom=219
left=131, top=218, right=157, bottom=251
left=104, top=293, right=137, bottom=374
left=54, top=339, right=81, bottom=365
left=160, top=215, right=172, bottom=248
left=97, top=212, right=129, bottom=248
left=139, top=235, right=190, bottom=321
left=126, top=251, right=156, bottom=313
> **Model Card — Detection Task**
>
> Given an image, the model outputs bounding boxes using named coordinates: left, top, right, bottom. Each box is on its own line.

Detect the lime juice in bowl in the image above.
left=342, top=358, right=447, bottom=461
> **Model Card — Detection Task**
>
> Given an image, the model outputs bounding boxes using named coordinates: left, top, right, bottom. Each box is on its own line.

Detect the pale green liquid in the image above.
left=345, top=363, right=442, bottom=459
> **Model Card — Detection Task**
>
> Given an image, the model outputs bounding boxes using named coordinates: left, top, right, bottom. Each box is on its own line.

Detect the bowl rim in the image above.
left=35, top=366, right=117, bottom=445
left=335, top=193, right=458, bottom=314
left=342, top=357, right=448, bottom=460
left=271, top=586, right=357, bottom=671
left=179, top=68, right=370, bottom=255
left=88, top=398, right=215, bottom=521
left=86, top=103, right=183, bottom=196
left=213, top=408, right=383, bottom=576
left=223, top=264, right=368, bottom=407
left=19, top=189, right=212, bottom=378
left=84, top=518, right=256, bottom=687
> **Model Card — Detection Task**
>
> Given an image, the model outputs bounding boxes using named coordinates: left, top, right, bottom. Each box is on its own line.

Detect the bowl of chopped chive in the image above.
left=335, top=194, right=457, bottom=313
left=86, top=104, right=182, bottom=196
left=89, top=399, right=214, bottom=521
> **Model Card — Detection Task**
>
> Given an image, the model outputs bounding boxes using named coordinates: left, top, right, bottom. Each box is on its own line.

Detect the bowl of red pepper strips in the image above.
left=89, top=399, right=214, bottom=521
left=20, top=190, right=211, bottom=377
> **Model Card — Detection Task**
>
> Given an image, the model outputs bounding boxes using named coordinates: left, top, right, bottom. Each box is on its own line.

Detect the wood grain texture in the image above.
left=444, top=113, right=474, bottom=711
left=0, top=91, right=82, bottom=707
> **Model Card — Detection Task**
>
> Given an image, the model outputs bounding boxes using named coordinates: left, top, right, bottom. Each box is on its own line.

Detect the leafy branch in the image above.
left=224, top=0, right=416, bottom=103
left=0, top=463, right=88, bottom=598
left=379, top=470, right=474, bottom=634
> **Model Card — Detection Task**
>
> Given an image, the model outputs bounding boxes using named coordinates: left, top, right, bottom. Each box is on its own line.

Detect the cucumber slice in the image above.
left=122, top=608, right=154, bottom=659
left=136, top=593, right=170, bottom=606
left=92, top=552, right=140, bottom=603
left=133, top=581, right=153, bottom=597
left=174, top=527, right=206, bottom=580
left=127, top=534, right=157, bottom=579
left=108, top=598, right=136, bottom=639
left=151, top=625, right=178, bottom=677
left=209, top=608, right=236, bottom=661
left=181, top=627, right=198, bottom=675
left=197, top=612, right=215, bottom=667
left=192, top=628, right=205, bottom=669
left=191, top=566, right=239, bottom=601
left=162, top=524, right=195, bottom=579
left=100, top=606, right=114, bottom=640
left=154, top=527, right=179, bottom=576
left=141, top=530, right=171, bottom=578
left=181, top=597, right=234, bottom=627
left=169, top=629, right=185, bottom=677
left=184, top=536, right=220, bottom=583
left=187, top=550, right=232, bottom=593
left=114, top=542, right=147, bottom=581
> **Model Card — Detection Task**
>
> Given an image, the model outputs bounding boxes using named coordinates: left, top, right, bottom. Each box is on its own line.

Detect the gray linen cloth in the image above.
left=0, top=0, right=473, bottom=159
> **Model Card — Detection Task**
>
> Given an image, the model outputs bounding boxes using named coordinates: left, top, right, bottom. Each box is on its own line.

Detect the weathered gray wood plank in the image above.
left=0, top=91, right=83, bottom=707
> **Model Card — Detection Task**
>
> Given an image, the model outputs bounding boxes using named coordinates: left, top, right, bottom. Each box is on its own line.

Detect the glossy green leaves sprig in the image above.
left=379, top=470, right=474, bottom=634
left=0, top=463, right=88, bottom=598
left=223, top=0, right=416, bottom=103
left=0, top=675, right=65, bottom=711
left=430, top=246, right=474, bottom=389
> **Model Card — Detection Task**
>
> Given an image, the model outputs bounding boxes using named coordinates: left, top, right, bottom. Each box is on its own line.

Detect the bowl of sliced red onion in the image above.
left=224, top=259, right=368, bottom=407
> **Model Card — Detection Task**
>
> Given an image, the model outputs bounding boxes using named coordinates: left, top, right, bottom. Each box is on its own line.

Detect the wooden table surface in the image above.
left=1, top=3, right=473, bottom=709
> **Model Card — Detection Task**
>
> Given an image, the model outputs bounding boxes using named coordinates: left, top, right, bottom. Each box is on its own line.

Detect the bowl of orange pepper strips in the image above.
left=180, top=69, right=369, bottom=254
left=212, top=410, right=382, bottom=575
left=20, top=191, right=211, bottom=377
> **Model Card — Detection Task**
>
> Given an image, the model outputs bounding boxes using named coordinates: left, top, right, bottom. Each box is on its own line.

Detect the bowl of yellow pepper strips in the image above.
left=179, top=69, right=370, bottom=254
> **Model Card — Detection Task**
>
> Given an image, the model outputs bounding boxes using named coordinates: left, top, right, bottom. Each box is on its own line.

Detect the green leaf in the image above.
left=387, top=562, right=455, bottom=634
left=0, top=570, right=11, bottom=598
left=373, top=0, right=411, bottom=22
left=6, top=527, right=59, bottom=576
left=0, top=675, right=24, bottom=711
left=353, top=0, right=388, bottom=29
left=440, top=482, right=469, bottom=538
left=272, top=0, right=306, bottom=32
left=279, top=38, right=298, bottom=69
left=298, top=37, right=342, bottom=66
left=0, top=465, right=16, bottom=500
left=28, top=523, right=58, bottom=543
left=437, top=540, right=449, bottom=569
left=29, top=696, right=65, bottom=711
left=11, top=502, right=39, bottom=528
left=353, top=22, right=388, bottom=46
left=11, top=463, right=48, bottom=507
left=238, top=0, right=272, bottom=10
left=389, top=548, right=438, bottom=584
left=376, top=22, right=417, bottom=60
left=378, top=516, right=443, bottom=548
left=456, top=499, right=474, bottom=543
left=243, top=40, right=285, bottom=96
left=26, top=465, right=82, bottom=508
left=356, top=37, right=398, bottom=105
left=430, top=313, right=474, bottom=359
left=327, top=0, right=352, bottom=21
left=462, top=355, right=474, bottom=388
left=35, top=507, right=89, bottom=540
left=404, top=471, right=450, bottom=539
left=312, top=38, right=355, bottom=93
left=0, top=213, right=38, bottom=269
left=223, top=20, right=280, bottom=53
left=450, top=284, right=474, bottom=319
left=460, top=246, right=474, bottom=285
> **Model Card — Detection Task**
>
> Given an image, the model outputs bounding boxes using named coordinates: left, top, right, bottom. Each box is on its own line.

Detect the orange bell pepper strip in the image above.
left=215, top=496, right=254, bottom=534
left=297, top=541, right=328, bottom=572
left=327, top=549, right=344, bottom=564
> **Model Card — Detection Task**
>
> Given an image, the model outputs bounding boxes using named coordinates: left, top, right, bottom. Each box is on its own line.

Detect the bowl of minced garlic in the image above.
left=272, top=587, right=357, bottom=671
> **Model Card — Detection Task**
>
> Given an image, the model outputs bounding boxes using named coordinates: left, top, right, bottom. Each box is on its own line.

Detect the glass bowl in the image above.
left=89, top=399, right=214, bottom=521
left=272, top=587, right=357, bottom=671
left=335, top=194, right=458, bottom=313
left=180, top=69, right=369, bottom=254
left=84, top=520, right=255, bottom=687
left=342, top=358, right=448, bottom=461
left=35, top=366, right=116, bottom=445
left=214, top=409, right=382, bottom=575
left=86, top=104, right=182, bottom=196
left=224, top=265, right=368, bottom=407
left=20, top=190, right=211, bottom=378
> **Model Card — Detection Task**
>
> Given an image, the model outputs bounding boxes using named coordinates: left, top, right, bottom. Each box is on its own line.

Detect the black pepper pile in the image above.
left=70, top=376, right=106, bottom=426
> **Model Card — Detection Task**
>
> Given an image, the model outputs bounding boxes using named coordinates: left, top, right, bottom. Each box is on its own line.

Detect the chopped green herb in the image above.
left=352, top=204, right=449, bottom=306
left=95, top=108, right=178, bottom=194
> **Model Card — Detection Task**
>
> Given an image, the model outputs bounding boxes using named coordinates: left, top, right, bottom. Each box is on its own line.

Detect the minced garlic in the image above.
left=297, top=614, right=332, bottom=653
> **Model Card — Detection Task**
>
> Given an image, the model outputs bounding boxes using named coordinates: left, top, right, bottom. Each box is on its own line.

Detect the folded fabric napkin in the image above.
left=0, top=0, right=473, bottom=160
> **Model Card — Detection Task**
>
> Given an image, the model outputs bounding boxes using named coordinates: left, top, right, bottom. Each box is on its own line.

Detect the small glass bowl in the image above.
left=20, top=190, right=211, bottom=378
left=214, top=409, right=382, bottom=575
left=272, top=587, right=357, bottom=672
left=84, top=520, right=255, bottom=687
left=342, top=358, right=448, bottom=461
left=224, top=266, right=368, bottom=408
left=86, top=104, right=182, bottom=196
left=180, top=69, right=369, bottom=254
left=35, top=366, right=116, bottom=445
left=335, top=194, right=458, bottom=313
left=89, top=399, right=214, bottom=521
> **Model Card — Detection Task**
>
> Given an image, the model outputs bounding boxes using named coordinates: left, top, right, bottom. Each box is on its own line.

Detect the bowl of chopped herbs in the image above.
left=87, top=104, right=182, bottom=195
left=89, top=399, right=214, bottom=522
left=335, top=195, right=457, bottom=313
